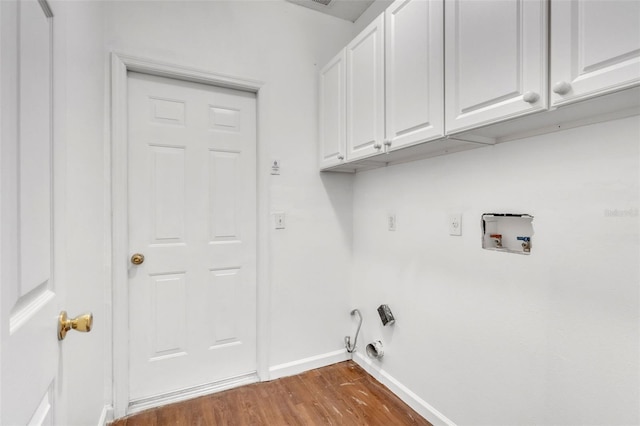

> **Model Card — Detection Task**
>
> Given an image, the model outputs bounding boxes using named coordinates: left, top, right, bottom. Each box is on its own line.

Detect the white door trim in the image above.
left=109, top=52, right=269, bottom=419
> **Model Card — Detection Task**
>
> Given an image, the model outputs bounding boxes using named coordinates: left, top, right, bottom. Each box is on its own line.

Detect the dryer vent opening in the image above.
left=366, top=341, right=384, bottom=359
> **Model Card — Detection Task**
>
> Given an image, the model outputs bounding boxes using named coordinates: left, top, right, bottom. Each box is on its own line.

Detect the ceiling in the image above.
left=286, top=0, right=375, bottom=22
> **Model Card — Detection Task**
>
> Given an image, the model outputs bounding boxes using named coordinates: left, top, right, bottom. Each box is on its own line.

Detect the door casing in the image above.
left=109, top=53, right=270, bottom=418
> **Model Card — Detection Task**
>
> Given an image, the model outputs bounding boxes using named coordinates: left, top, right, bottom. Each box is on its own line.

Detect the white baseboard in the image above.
left=268, top=349, right=350, bottom=380
left=127, top=372, right=259, bottom=414
left=352, top=352, right=456, bottom=426
left=97, top=404, right=113, bottom=426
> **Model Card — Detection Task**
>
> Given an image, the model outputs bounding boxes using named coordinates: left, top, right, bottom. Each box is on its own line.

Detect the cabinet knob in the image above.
left=337, top=154, right=344, bottom=161
left=522, top=91, right=539, bottom=103
left=383, top=139, right=392, bottom=147
left=552, top=81, right=572, bottom=95
left=373, top=143, right=382, bottom=150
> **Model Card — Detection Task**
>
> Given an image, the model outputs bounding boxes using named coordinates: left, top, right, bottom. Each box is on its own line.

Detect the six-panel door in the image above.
left=127, top=72, right=257, bottom=401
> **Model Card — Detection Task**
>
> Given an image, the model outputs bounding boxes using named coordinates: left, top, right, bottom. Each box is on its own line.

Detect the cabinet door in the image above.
left=385, top=0, right=444, bottom=150
left=551, top=0, right=640, bottom=106
left=319, top=49, right=346, bottom=169
left=346, top=14, right=385, bottom=161
left=445, top=0, right=548, bottom=133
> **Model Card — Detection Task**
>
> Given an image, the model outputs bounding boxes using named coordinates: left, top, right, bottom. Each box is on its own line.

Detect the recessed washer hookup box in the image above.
left=481, top=213, right=533, bottom=255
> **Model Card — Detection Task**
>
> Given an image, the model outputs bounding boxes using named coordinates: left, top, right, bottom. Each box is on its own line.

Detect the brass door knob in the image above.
left=58, top=311, right=93, bottom=340
left=131, top=253, right=145, bottom=265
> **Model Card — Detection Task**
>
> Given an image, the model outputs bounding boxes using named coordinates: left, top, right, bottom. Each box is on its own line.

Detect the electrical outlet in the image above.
left=274, top=212, right=285, bottom=230
left=388, top=214, right=397, bottom=231
left=449, top=213, right=462, bottom=236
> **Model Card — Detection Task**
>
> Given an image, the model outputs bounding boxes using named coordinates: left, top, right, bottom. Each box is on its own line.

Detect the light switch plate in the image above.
left=388, top=213, right=397, bottom=231
left=274, top=212, right=285, bottom=229
left=449, top=213, right=462, bottom=236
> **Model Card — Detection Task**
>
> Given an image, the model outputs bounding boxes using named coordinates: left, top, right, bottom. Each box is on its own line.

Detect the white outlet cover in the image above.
left=449, top=213, right=462, bottom=236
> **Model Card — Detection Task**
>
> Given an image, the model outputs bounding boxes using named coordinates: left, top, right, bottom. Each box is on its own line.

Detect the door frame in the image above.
left=109, top=52, right=269, bottom=418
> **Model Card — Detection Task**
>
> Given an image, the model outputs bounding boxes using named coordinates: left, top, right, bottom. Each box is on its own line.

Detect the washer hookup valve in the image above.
left=489, top=234, right=503, bottom=248
left=517, top=236, right=531, bottom=253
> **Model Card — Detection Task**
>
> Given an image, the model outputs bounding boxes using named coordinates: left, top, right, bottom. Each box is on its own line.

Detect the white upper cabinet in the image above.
left=346, top=14, right=385, bottom=161
left=319, top=49, right=346, bottom=169
left=445, top=0, right=548, bottom=134
left=385, top=0, right=444, bottom=151
left=319, top=0, right=640, bottom=172
left=550, top=0, right=640, bottom=106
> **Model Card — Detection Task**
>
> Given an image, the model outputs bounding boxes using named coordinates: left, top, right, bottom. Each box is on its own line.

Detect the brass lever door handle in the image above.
left=58, top=311, right=93, bottom=341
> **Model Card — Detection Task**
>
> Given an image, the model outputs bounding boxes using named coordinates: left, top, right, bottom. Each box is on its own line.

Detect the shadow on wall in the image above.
left=320, top=171, right=354, bottom=241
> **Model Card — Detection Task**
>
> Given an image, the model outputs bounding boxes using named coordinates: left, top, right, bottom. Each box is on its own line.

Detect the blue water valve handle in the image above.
left=517, top=236, right=530, bottom=242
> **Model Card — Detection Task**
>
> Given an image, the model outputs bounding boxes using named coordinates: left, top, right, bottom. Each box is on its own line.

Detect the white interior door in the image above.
left=127, top=72, right=257, bottom=404
left=1, top=0, right=60, bottom=424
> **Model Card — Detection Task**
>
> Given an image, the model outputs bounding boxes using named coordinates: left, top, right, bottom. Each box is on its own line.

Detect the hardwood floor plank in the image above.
left=121, top=409, right=157, bottom=426
left=155, top=400, right=189, bottom=426
left=272, top=380, right=308, bottom=426
left=111, top=361, right=432, bottom=426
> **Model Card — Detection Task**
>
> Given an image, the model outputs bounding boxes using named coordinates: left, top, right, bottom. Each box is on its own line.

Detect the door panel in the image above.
left=346, top=14, right=384, bottom=160
left=385, top=0, right=444, bottom=150
left=150, top=273, right=187, bottom=358
left=209, top=151, right=240, bottom=240
left=208, top=268, right=241, bottom=346
left=445, top=0, right=547, bottom=133
left=127, top=72, right=257, bottom=402
left=28, top=389, right=54, bottom=426
left=459, top=1, right=520, bottom=110
left=19, top=0, right=52, bottom=294
left=27, top=390, right=54, bottom=426
left=318, top=50, right=346, bottom=169
left=1, top=1, right=59, bottom=425
left=150, top=146, right=186, bottom=243
left=551, top=0, right=640, bottom=105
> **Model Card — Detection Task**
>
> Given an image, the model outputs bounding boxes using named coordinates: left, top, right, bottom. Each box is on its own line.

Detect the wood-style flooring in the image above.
left=111, top=361, right=432, bottom=426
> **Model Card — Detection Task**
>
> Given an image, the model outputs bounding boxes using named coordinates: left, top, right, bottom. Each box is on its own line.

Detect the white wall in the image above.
left=104, top=0, right=355, bottom=374
left=350, top=115, right=640, bottom=425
